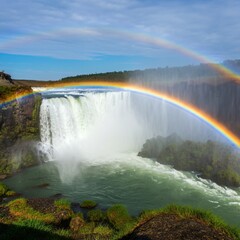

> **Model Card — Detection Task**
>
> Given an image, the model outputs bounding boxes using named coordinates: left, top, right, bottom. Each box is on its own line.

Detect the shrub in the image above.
left=78, top=222, right=95, bottom=235
left=87, top=209, right=105, bottom=222
left=106, top=204, right=132, bottom=230
left=80, top=200, right=97, bottom=209
left=0, top=182, right=9, bottom=196
left=93, top=225, right=113, bottom=237
left=5, top=190, right=16, bottom=197
left=111, top=221, right=136, bottom=240
left=54, top=198, right=71, bottom=210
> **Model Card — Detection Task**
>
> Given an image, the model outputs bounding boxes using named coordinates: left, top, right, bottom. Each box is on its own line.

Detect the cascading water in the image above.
left=39, top=89, right=227, bottom=182
left=39, top=91, right=147, bottom=182
left=40, top=91, right=145, bottom=156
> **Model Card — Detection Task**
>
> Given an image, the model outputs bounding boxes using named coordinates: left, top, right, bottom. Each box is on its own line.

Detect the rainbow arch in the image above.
left=1, top=29, right=240, bottom=82
left=1, top=81, right=240, bottom=148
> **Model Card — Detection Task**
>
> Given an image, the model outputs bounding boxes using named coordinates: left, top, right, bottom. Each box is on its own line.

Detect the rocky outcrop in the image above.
left=0, top=72, right=14, bottom=86
left=0, top=92, right=42, bottom=177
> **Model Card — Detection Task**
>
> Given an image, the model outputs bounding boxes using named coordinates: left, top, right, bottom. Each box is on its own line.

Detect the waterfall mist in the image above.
left=39, top=89, right=227, bottom=182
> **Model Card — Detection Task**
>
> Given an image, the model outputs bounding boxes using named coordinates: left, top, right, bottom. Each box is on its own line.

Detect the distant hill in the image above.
left=59, top=60, right=240, bottom=85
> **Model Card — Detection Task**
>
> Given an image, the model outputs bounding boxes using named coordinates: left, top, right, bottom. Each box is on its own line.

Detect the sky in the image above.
left=0, top=0, right=240, bottom=80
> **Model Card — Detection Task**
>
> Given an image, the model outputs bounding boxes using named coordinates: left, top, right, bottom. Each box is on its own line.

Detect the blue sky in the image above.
left=0, top=0, right=240, bottom=80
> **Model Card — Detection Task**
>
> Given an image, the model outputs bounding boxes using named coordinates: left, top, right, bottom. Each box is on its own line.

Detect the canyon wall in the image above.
left=0, top=93, right=42, bottom=178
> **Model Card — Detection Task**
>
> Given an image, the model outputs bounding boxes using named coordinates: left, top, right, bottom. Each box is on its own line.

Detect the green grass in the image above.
left=13, top=219, right=53, bottom=232
left=53, top=229, right=71, bottom=238
left=54, top=198, right=71, bottom=210
left=111, top=221, right=137, bottom=240
left=106, top=204, right=133, bottom=231
left=80, top=200, right=97, bottom=209
left=0, top=182, right=9, bottom=196
left=93, top=225, right=113, bottom=238
left=138, top=204, right=240, bottom=240
left=87, top=209, right=105, bottom=222
left=78, top=222, right=95, bottom=235
left=5, top=190, right=16, bottom=197
left=3, top=198, right=240, bottom=240
left=7, top=198, right=55, bottom=223
left=54, top=198, right=74, bottom=224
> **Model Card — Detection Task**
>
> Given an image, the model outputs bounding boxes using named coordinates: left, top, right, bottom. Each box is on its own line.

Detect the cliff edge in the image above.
left=0, top=84, right=42, bottom=178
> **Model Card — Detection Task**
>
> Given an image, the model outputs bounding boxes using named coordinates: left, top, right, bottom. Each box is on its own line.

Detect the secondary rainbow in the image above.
left=1, top=81, right=240, bottom=148
left=1, top=29, right=240, bottom=82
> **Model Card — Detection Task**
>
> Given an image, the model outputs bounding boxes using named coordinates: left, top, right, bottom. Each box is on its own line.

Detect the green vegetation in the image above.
left=7, top=198, right=55, bottom=223
left=13, top=219, right=52, bottom=232
left=0, top=182, right=9, bottom=196
left=5, top=190, right=16, bottom=196
left=59, top=62, right=226, bottom=84
left=139, top=204, right=240, bottom=240
left=69, top=215, right=85, bottom=232
left=0, top=90, right=41, bottom=177
left=80, top=200, right=97, bottom=209
left=0, top=197, right=239, bottom=240
left=93, top=225, right=113, bottom=238
left=87, top=209, right=105, bottom=222
left=139, top=134, right=240, bottom=187
left=0, top=85, right=32, bottom=101
left=106, top=204, right=133, bottom=230
left=60, top=71, right=130, bottom=83
left=0, top=182, right=16, bottom=197
left=54, top=198, right=71, bottom=210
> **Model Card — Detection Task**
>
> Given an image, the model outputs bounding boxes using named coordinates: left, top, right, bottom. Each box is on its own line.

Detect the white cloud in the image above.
left=0, top=0, right=240, bottom=62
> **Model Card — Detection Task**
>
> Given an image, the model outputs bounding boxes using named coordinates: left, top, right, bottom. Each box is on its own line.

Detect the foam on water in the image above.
left=38, top=89, right=240, bottom=208
left=100, top=153, right=240, bottom=208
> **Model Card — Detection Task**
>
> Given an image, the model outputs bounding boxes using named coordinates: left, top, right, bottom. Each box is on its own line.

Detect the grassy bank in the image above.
left=0, top=185, right=239, bottom=240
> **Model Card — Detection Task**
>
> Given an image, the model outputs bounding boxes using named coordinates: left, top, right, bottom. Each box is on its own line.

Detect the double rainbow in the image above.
left=1, top=29, right=240, bottom=82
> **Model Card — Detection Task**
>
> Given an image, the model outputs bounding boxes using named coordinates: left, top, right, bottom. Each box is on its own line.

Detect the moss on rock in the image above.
left=0, top=182, right=9, bottom=196
left=0, top=90, right=42, bottom=176
left=80, top=200, right=97, bottom=209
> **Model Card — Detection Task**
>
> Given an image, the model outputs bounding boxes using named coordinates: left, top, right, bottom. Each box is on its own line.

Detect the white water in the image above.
left=40, top=91, right=145, bottom=156
left=39, top=91, right=147, bottom=181
left=39, top=89, right=228, bottom=182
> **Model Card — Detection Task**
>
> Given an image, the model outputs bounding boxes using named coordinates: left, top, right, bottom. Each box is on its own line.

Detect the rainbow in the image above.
left=106, top=30, right=240, bottom=82
left=1, top=81, right=240, bottom=148
left=1, top=28, right=240, bottom=82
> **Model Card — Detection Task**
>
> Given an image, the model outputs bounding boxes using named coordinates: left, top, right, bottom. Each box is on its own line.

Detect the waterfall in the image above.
left=38, top=89, right=226, bottom=182
left=39, top=91, right=146, bottom=166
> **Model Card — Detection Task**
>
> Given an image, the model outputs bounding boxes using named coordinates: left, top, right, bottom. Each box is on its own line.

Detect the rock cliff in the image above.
left=0, top=92, right=42, bottom=177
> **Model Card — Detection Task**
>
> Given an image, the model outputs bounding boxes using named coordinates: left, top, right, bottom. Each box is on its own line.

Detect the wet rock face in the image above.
left=0, top=93, right=42, bottom=175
